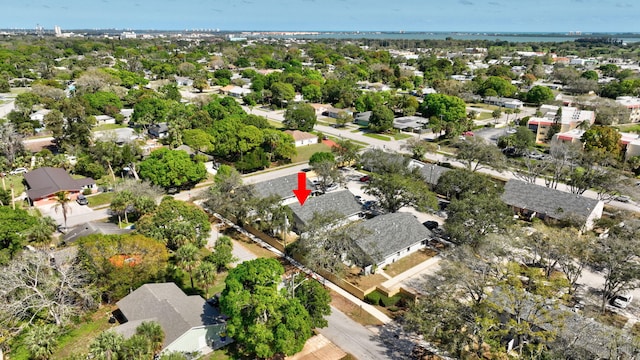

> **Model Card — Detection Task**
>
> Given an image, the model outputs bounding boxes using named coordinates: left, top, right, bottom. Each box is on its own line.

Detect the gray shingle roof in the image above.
left=63, top=222, right=132, bottom=244
left=115, top=283, right=219, bottom=348
left=501, top=179, right=601, bottom=221
left=253, top=173, right=313, bottom=200
left=288, top=189, right=362, bottom=227
left=355, top=212, right=433, bottom=265
left=410, top=160, right=451, bottom=186
left=24, top=167, right=95, bottom=200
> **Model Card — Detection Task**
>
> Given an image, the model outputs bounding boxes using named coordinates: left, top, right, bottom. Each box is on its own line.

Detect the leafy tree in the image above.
left=301, top=84, right=323, bottom=102
left=359, top=148, right=410, bottom=175
left=77, top=234, right=169, bottom=302
left=308, top=151, right=335, bottom=166
left=525, top=85, right=554, bottom=105
left=581, top=125, right=622, bottom=159
left=365, top=173, right=437, bottom=213
left=25, top=216, right=56, bottom=246
left=192, top=76, right=210, bottom=93
left=0, top=78, right=9, bottom=93
left=136, top=197, right=210, bottom=250
left=206, top=235, right=238, bottom=272
left=401, top=137, right=436, bottom=160
left=589, top=221, right=640, bottom=313
left=420, top=94, right=467, bottom=138
left=84, top=91, right=122, bottom=115
left=0, top=207, right=39, bottom=263
left=445, top=193, right=512, bottom=247
left=331, top=138, right=359, bottom=167
left=220, top=258, right=313, bottom=358
left=293, top=274, right=331, bottom=328
left=283, top=102, right=317, bottom=132
left=479, top=76, right=517, bottom=97
left=368, top=105, right=394, bottom=133
left=435, top=168, right=500, bottom=200
left=135, top=321, right=164, bottom=354
left=138, top=148, right=207, bottom=189
left=456, top=136, right=507, bottom=172
left=270, top=82, right=295, bottom=108
left=204, top=165, right=256, bottom=225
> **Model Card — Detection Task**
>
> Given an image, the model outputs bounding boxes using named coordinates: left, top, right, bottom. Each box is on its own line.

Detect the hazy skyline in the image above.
left=2, top=0, right=638, bottom=33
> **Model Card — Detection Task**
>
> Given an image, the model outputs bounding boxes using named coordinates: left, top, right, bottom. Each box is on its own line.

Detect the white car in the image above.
left=611, top=294, right=633, bottom=309
left=9, top=167, right=28, bottom=175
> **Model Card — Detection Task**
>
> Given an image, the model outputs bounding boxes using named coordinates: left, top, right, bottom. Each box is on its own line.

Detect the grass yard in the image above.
left=468, top=103, right=501, bottom=111
left=291, top=143, right=332, bottom=163
left=87, top=192, right=116, bottom=208
left=363, top=133, right=391, bottom=141
left=93, top=123, right=125, bottom=131
left=329, top=289, right=384, bottom=327
left=615, top=123, right=640, bottom=133
left=51, top=305, right=119, bottom=360
left=475, top=112, right=494, bottom=121
left=266, top=119, right=284, bottom=129
left=392, top=132, right=413, bottom=140
left=383, top=248, right=437, bottom=277
left=1, top=174, right=26, bottom=198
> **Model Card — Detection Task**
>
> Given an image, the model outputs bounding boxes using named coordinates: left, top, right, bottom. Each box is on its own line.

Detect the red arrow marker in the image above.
left=292, top=172, right=311, bottom=206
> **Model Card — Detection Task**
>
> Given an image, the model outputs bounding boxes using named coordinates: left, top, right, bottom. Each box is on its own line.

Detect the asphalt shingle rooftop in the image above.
left=288, top=189, right=362, bottom=227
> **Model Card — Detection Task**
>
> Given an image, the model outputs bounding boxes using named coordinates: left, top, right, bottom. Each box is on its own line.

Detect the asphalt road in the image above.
left=318, top=307, right=391, bottom=360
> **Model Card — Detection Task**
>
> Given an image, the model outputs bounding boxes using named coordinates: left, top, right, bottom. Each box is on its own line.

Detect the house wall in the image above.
left=164, top=325, right=222, bottom=354
left=294, top=137, right=318, bottom=147
left=377, top=240, right=426, bottom=269
left=585, top=200, right=604, bottom=231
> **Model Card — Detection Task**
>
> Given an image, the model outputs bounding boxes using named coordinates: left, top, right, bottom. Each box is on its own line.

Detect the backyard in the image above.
left=291, top=142, right=332, bottom=163
left=383, top=248, right=438, bottom=277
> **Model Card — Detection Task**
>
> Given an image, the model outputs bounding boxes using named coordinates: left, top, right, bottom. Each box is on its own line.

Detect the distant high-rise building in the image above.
left=54, top=25, right=62, bottom=37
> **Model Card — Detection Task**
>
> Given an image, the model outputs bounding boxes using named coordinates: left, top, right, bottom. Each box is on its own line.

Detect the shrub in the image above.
left=380, top=293, right=402, bottom=308
left=365, top=291, right=381, bottom=305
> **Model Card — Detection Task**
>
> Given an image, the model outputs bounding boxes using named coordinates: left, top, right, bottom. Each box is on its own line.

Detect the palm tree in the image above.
left=135, top=321, right=165, bottom=354
left=53, top=191, right=72, bottom=228
left=89, top=331, right=124, bottom=360
left=24, top=324, right=59, bottom=360
left=26, top=216, right=57, bottom=246
left=196, top=261, right=217, bottom=298
left=175, top=243, right=200, bottom=289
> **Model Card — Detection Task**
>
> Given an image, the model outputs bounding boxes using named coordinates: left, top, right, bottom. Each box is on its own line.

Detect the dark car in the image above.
left=360, top=175, right=370, bottom=182
left=422, top=221, right=439, bottom=230
left=76, top=194, right=88, bottom=205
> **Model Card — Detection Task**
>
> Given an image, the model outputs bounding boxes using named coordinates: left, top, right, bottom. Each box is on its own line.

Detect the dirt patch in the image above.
left=329, top=289, right=383, bottom=327
left=383, top=248, right=437, bottom=277
left=344, top=267, right=386, bottom=290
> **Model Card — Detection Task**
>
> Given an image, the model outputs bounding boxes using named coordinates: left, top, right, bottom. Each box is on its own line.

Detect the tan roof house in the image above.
left=284, top=130, right=318, bottom=147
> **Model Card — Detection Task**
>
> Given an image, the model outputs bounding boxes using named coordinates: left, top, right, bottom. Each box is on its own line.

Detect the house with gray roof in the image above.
left=354, top=212, right=433, bottom=271
left=252, top=173, right=314, bottom=201
left=24, top=167, right=96, bottom=206
left=393, top=116, right=429, bottom=133
left=409, top=159, right=451, bottom=188
left=501, top=179, right=603, bottom=230
left=115, top=283, right=231, bottom=355
left=288, top=189, right=363, bottom=230
left=62, top=221, right=132, bottom=244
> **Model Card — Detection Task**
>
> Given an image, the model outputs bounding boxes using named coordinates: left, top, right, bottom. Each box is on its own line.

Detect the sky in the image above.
left=1, top=0, right=638, bottom=33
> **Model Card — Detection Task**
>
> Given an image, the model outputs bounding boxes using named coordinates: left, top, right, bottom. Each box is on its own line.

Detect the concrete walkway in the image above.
left=381, top=255, right=443, bottom=291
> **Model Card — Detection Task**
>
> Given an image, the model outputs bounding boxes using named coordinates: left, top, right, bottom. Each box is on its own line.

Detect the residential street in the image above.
left=318, top=307, right=392, bottom=360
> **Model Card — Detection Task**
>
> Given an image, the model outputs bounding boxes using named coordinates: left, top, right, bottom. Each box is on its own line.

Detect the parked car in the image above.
left=359, top=175, right=370, bottom=182
left=354, top=195, right=363, bottom=204
left=615, top=195, right=631, bottom=203
left=76, top=194, right=88, bottom=205
left=422, top=221, right=439, bottom=230
left=527, top=151, right=545, bottom=160
left=611, top=294, right=633, bottom=309
left=9, top=167, right=28, bottom=175
left=325, top=183, right=339, bottom=192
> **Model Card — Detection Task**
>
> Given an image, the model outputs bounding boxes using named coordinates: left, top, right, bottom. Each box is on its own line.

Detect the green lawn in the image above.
left=291, top=143, right=332, bottom=163
left=87, top=192, right=116, bottom=208
left=468, top=103, right=501, bottom=111
left=475, top=112, right=494, bottom=120
left=267, top=119, right=284, bottom=129
left=93, top=123, right=125, bottom=131
left=364, top=133, right=391, bottom=141
left=392, top=132, right=413, bottom=140
left=2, top=174, right=26, bottom=197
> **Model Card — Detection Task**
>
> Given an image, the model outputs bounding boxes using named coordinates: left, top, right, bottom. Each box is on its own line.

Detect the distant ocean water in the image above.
left=248, top=31, right=640, bottom=43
